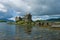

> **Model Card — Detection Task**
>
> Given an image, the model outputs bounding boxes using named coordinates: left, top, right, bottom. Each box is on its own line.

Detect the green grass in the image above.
left=16, top=20, right=35, bottom=26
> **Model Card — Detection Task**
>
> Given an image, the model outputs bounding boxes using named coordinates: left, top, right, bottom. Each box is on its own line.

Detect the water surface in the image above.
left=0, top=22, right=60, bottom=40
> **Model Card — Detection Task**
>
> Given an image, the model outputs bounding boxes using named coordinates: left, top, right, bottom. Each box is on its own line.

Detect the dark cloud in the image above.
left=22, top=0, right=60, bottom=16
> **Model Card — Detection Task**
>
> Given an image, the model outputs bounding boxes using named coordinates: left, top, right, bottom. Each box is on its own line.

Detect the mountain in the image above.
left=47, top=18, right=60, bottom=21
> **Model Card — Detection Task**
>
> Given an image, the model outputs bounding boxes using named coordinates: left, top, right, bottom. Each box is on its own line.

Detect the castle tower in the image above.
left=23, top=13, right=32, bottom=22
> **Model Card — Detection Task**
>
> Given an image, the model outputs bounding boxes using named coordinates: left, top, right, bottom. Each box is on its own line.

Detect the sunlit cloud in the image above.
left=16, top=12, right=21, bottom=14
left=0, top=3, right=7, bottom=12
left=8, top=17, right=15, bottom=21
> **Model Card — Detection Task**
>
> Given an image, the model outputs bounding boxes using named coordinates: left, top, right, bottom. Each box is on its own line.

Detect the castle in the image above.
left=15, top=13, right=32, bottom=22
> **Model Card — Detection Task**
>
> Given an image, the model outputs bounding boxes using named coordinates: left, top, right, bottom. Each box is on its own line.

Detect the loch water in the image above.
left=0, top=22, right=60, bottom=40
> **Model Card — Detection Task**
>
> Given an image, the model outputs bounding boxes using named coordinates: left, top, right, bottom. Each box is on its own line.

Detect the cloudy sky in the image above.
left=0, top=0, right=60, bottom=21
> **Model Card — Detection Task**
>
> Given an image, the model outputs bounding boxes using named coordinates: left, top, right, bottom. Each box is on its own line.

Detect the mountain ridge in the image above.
left=47, top=18, right=60, bottom=21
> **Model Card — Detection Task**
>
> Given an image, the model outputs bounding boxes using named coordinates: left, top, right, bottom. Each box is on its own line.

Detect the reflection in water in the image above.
left=0, top=23, right=60, bottom=40
left=24, top=25, right=32, bottom=35
left=15, top=25, right=33, bottom=40
left=16, top=25, right=32, bottom=35
left=15, top=25, right=60, bottom=40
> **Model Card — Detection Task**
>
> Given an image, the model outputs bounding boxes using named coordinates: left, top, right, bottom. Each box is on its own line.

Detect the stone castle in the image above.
left=15, top=13, right=52, bottom=26
left=15, top=13, right=32, bottom=22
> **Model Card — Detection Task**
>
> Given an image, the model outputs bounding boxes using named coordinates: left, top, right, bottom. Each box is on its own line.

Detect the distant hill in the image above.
left=47, top=18, right=60, bottom=22
left=0, top=18, right=14, bottom=22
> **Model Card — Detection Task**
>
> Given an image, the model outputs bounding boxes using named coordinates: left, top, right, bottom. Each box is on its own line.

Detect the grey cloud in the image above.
left=3, top=0, right=60, bottom=16
left=0, top=0, right=60, bottom=18
left=22, top=0, right=60, bottom=16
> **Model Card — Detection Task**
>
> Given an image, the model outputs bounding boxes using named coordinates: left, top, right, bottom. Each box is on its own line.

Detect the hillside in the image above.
left=47, top=18, right=60, bottom=22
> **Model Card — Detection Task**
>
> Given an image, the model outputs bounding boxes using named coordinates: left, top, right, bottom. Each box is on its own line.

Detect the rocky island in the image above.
left=15, top=13, right=34, bottom=25
left=15, top=13, right=52, bottom=26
